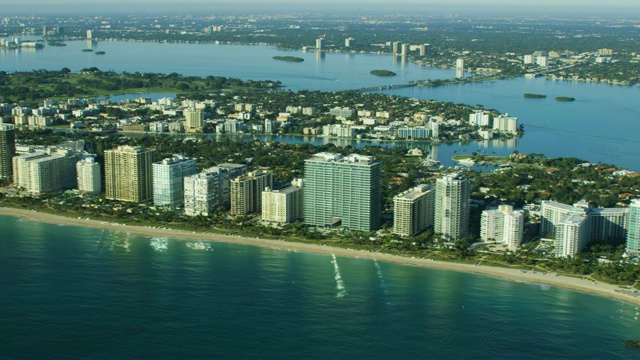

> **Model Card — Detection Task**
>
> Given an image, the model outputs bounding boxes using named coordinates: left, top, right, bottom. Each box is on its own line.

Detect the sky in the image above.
left=4, top=0, right=640, bottom=16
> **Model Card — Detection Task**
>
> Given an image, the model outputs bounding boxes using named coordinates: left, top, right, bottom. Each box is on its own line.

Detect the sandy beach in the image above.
left=2, top=206, right=639, bottom=306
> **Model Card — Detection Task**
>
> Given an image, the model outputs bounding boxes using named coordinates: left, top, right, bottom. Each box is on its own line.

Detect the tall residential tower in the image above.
left=434, top=173, right=470, bottom=242
left=104, top=146, right=154, bottom=202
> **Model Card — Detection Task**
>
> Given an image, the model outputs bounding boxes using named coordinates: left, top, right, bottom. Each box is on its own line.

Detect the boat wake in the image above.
left=374, top=260, right=389, bottom=297
left=332, top=254, right=346, bottom=298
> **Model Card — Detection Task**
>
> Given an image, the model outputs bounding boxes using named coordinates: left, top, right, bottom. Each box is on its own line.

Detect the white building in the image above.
left=556, top=214, right=589, bottom=257
left=184, top=168, right=219, bottom=217
left=184, top=109, right=205, bottom=132
left=152, top=155, right=197, bottom=208
left=480, top=205, right=524, bottom=250
left=76, top=157, right=101, bottom=194
left=469, top=110, right=490, bottom=127
left=492, top=114, right=518, bottom=134
left=536, top=55, right=549, bottom=67
left=523, top=54, right=534, bottom=64
left=626, top=199, right=640, bottom=255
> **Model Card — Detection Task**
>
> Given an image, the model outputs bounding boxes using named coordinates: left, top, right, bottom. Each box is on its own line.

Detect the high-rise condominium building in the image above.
left=208, top=163, right=247, bottom=207
left=304, top=153, right=381, bottom=232
left=393, top=184, right=435, bottom=237
left=262, top=180, right=304, bottom=224
left=626, top=199, right=640, bottom=255
left=480, top=205, right=524, bottom=250
left=76, top=157, right=101, bottom=194
left=184, top=109, right=205, bottom=132
left=184, top=168, right=219, bottom=217
left=13, top=149, right=79, bottom=194
left=0, top=123, right=16, bottom=181
left=556, top=214, right=589, bottom=258
left=152, top=155, right=196, bottom=208
left=435, top=173, right=470, bottom=242
left=230, top=170, right=273, bottom=216
left=104, top=146, right=154, bottom=202
left=316, top=37, right=324, bottom=50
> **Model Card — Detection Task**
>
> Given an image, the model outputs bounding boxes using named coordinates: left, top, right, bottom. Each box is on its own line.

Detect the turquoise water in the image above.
left=1, top=215, right=639, bottom=358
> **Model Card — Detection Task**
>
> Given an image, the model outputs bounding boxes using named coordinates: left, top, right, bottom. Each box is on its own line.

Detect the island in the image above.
left=523, top=93, right=547, bottom=99
left=95, top=51, right=106, bottom=55
left=370, top=69, right=397, bottom=77
left=82, top=49, right=93, bottom=52
left=47, top=41, right=67, bottom=47
left=556, top=96, right=576, bottom=102
left=272, top=56, right=304, bottom=63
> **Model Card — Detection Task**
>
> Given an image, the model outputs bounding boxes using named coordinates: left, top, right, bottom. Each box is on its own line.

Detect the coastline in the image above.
left=1, top=206, right=639, bottom=306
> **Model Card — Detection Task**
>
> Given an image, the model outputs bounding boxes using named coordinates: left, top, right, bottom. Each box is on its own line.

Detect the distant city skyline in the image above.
left=5, top=0, right=640, bottom=15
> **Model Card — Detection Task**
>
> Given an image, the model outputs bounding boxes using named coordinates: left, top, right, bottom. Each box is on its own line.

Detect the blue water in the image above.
left=1, top=216, right=639, bottom=358
left=3, top=40, right=639, bottom=170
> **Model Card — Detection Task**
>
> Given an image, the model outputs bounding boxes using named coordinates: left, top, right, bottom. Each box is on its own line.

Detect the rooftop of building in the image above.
left=394, top=184, right=433, bottom=200
left=560, top=214, right=587, bottom=225
left=307, top=152, right=376, bottom=164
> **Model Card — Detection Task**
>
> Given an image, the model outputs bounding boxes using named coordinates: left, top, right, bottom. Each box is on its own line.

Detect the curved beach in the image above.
left=1, top=207, right=638, bottom=306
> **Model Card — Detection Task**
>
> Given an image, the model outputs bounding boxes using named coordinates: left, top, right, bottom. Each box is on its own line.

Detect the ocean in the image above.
left=1, top=215, right=638, bottom=359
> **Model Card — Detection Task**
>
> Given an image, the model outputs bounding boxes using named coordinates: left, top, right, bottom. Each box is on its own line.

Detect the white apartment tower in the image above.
left=434, top=173, right=470, bottom=242
left=556, top=214, right=589, bottom=257
left=184, top=168, right=219, bottom=217
left=152, top=155, right=196, bottom=208
left=104, top=146, right=154, bottom=203
left=480, top=205, right=524, bottom=250
left=393, top=184, right=435, bottom=237
left=626, top=199, right=640, bottom=255
left=76, top=157, right=101, bottom=194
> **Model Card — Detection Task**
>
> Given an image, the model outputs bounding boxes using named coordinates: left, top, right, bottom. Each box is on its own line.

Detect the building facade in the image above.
left=304, top=153, right=381, bottom=232
left=230, top=170, right=273, bottom=216
left=104, top=146, right=154, bottom=202
left=76, top=157, right=101, bottom=194
left=261, top=182, right=304, bottom=224
left=434, top=173, right=470, bottom=242
left=13, top=149, right=79, bottom=194
left=626, top=199, right=640, bottom=255
left=152, top=155, right=196, bottom=208
left=393, top=184, right=435, bottom=237
left=183, top=168, right=219, bottom=217
left=184, top=109, right=205, bottom=132
left=480, top=205, right=524, bottom=250
left=0, top=123, right=16, bottom=181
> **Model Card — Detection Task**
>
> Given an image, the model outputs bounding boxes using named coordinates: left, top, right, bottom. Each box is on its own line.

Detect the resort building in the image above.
left=556, top=214, right=589, bottom=258
left=393, top=184, right=435, bottom=237
left=76, top=157, right=101, bottom=194
left=434, top=173, right=470, bottom=242
left=104, top=145, right=154, bottom=203
left=304, top=153, right=381, bottom=232
left=152, top=155, right=196, bottom=208
left=0, top=123, right=16, bottom=181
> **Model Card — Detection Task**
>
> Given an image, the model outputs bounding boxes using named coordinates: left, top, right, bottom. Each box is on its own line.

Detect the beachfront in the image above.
left=1, top=206, right=639, bottom=307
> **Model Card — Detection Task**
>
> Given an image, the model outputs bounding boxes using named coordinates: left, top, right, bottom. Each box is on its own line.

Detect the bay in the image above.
left=2, top=40, right=639, bottom=170
left=1, top=215, right=639, bottom=358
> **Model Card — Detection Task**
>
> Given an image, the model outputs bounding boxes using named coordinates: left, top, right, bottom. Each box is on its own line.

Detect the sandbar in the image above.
left=1, top=207, right=639, bottom=306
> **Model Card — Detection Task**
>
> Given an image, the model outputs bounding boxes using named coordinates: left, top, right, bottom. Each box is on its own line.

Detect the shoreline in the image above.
left=2, top=207, right=639, bottom=306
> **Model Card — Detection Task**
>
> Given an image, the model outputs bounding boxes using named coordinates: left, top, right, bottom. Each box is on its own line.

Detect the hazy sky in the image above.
left=5, top=0, right=640, bottom=16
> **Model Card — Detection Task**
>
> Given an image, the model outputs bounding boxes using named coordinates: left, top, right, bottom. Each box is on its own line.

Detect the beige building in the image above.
left=230, top=170, right=273, bottom=216
left=13, top=148, right=78, bottom=194
left=393, top=184, right=435, bottom=237
left=184, top=109, right=205, bottom=132
left=104, top=146, right=154, bottom=202
left=480, top=204, right=524, bottom=250
left=261, top=180, right=303, bottom=224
